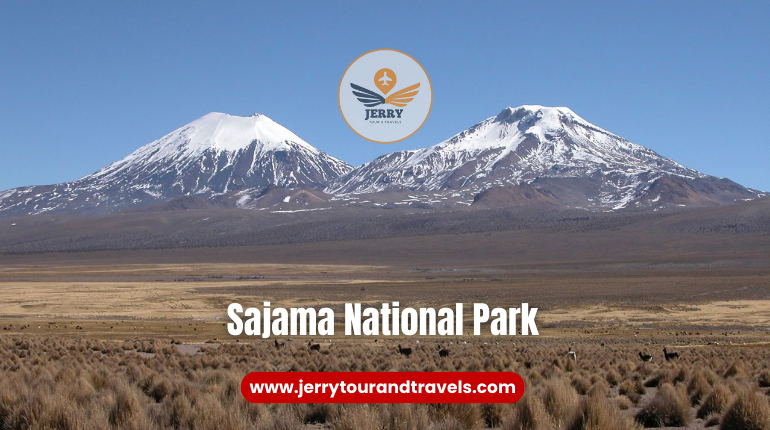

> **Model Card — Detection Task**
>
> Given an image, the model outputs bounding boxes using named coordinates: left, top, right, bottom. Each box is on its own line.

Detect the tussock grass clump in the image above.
left=503, top=396, right=554, bottom=430
left=756, top=369, right=770, bottom=388
left=719, top=390, right=770, bottom=430
left=259, top=408, right=308, bottom=430
left=704, top=412, right=721, bottom=427
left=605, top=369, right=620, bottom=386
left=619, top=378, right=645, bottom=404
left=616, top=396, right=633, bottom=410
left=703, top=368, right=720, bottom=386
left=571, top=375, right=592, bottom=395
left=644, top=372, right=665, bottom=388
left=430, top=416, right=471, bottom=430
left=331, top=404, right=380, bottom=430
left=671, top=366, right=689, bottom=385
left=541, top=378, right=580, bottom=428
left=571, top=393, right=642, bottom=430
left=698, top=384, right=734, bottom=419
left=587, top=378, right=610, bottom=398
left=635, top=383, right=692, bottom=427
left=480, top=403, right=506, bottom=428
left=617, top=361, right=637, bottom=377
left=380, top=403, right=430, bottom=430
left=688, top=371, right=713, bottom=406
left=428, top=403, right=482, bottom=430
left=304, top=403, right=337, bottom=424
left=723, top=362, right=746, bottom=379
left=108, top=381, right=141, bottom=427
left=147, top=377, right=173, bottom=402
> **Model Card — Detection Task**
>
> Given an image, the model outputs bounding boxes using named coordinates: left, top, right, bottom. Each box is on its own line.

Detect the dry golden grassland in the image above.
left=2, top=263, right=770, bottom=331
left=1, top=262, right=770, bottom=429
left=2, top=335, right=770, bottom=430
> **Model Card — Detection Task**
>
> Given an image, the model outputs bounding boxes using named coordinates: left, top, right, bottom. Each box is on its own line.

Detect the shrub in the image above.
left=108, top=381, right=141, bottom=427
left=481, top=403, right=505, bottom=428
left=330, top=405, right=380, bottom=430
left=698, top=384, right=733, bottom=419
left=605, top=369, right=620, bottom=386
left=541, top=378, right=580, bottom=428
left=720, top=390, right=770, bottom=430
left=256, top=408, right=305, bottom=430
left=635, top=383, right=691, bottom=427
left=723, top=362, right=746, bottom=379
left=616, top=396, right=633, bottom=410
left=619, top=379, right=645, bottom=404
left=587, top=379, right=610, bottom=398
left=304, top=403, right=337, bottom=424
left=757, top=369, right=770, bottom=388
left=644, top=372, right=665, bottom=388
left=704, top=412, right=720, bottom=427
left=380, top=403, right=430, bottom=430
left=430, top=416, right=469, bottom=430
left=503, top=396, right=554, bottom=430
left=572, top=393, right=642, bottom=430
left=571, top=375, right=592, bottom=395
left=148, top=378, right=173, bottom=403
left=428, top=403, right=482, bottom=430
left=672, top=366, right=689, bottom=384
left=688, top=372, right=712, bottom=406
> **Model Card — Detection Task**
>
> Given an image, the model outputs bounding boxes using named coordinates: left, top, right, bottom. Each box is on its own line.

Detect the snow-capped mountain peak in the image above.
left=326, top=104, right=742, bottom=209
left=181, top=112, right=316, bottom=153
left=0, top=105, right=762, bottom=217
left=428, top=105, right=623, bottom=155
left=90, top=111, right=350, bottom=186
left=0, top=112, right=351, bottom=215
left=97, top=112, right=322, bottom=176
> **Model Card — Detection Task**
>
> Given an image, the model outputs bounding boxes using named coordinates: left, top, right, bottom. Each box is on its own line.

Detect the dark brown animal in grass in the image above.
left=308, top=341, right=321, bottom=351
left=398, top=345, right=412, bottom=357
left=663, top=348, right=679, bottom=361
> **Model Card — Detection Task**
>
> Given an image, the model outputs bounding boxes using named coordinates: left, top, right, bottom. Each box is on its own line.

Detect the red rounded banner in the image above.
left=241, top=372, right=525, bottom=403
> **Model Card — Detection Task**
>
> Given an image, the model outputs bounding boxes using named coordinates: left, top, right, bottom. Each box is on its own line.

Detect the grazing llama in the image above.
left=398, top=345, right=413, bottom=357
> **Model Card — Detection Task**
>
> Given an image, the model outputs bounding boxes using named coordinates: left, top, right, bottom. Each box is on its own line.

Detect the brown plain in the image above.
left=1, top=199, right=770, bottom=429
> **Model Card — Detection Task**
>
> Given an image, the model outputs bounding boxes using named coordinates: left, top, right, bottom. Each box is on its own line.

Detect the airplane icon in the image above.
left=378, top=72, right=392, bottom=86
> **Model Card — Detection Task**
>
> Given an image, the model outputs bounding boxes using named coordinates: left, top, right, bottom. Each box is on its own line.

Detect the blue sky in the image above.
left=1, top=1, right=768, bottom=191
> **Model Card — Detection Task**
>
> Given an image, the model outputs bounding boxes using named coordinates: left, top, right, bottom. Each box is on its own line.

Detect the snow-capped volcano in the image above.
left=0, top=113, right=351, bottom=215
left=327, top=105, right=760, bottom=209
left=0, top=106, right=762, bottom=217
left=94, top=112, right=350, bottom=192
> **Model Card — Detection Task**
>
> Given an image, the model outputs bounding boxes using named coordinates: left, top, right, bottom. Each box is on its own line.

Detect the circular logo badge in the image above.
left=339, top=49, right=432, bottom=144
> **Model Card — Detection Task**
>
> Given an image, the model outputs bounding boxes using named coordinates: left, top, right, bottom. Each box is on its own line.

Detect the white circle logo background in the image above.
left=339, top=49, right=432, bottom=144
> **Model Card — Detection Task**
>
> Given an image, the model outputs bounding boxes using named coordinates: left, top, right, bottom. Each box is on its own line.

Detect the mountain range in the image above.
left=0, top=105, right=764, bottom=217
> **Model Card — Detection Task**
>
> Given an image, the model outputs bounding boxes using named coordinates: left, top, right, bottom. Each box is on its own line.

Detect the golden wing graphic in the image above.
left=385, top=83, right=420, bottom=107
